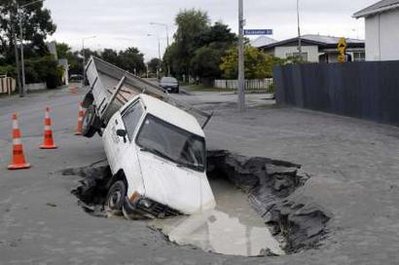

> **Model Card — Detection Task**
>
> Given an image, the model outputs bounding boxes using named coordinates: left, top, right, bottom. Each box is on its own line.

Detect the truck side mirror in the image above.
left=116, top=129, right=127, bottom=143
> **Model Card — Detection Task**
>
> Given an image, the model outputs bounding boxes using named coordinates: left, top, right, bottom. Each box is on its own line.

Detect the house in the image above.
left=258, top=34, right=365, bottom=63
left=250, top=36, right=277, bottom=48
left=353, top=0, right=399, bottom=61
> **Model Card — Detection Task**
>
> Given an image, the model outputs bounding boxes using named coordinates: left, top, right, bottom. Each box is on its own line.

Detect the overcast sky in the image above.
left=43, top=0, right=377, bottom=61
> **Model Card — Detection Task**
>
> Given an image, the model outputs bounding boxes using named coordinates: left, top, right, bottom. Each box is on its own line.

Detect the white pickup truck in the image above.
left=81, top=57, right=215, bottom=218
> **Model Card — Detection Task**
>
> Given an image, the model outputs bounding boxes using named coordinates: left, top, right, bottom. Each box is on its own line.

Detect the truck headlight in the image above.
left=139, top=198, right=152, bottom=208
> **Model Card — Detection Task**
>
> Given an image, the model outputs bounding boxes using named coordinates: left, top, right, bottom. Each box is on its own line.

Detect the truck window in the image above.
left=122, top=102, right=144, bottom=141
left=136, top=114, right=206, bottom=172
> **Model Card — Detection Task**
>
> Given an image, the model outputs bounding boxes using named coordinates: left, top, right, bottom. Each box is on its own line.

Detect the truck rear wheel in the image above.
left=105, top=180, right=127, bottom=215
left=82, top=105, right=97, bottom=138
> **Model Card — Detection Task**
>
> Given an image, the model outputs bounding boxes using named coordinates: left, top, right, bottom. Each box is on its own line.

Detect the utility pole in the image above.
left=17, top=0, right=46, bottom=97
left=10, top=8, right=22, bottom=97
left=12, top=27, right=22, bottom=97
left=297, top=0, right=302, bottom=59
left=238, top=0, right=246, bottom=112
left=19, top=7, right=26, bottom=97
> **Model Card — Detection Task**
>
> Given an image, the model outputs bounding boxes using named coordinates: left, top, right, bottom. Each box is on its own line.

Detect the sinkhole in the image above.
left=63, top=150, right=330, bottom=257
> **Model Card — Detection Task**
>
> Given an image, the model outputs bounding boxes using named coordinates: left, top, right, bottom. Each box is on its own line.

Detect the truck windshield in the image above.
left=136, top=114, right=206, bottom=172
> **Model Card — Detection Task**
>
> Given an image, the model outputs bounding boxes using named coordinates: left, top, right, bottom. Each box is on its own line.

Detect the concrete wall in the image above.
left=365, top=9, right=399, bottom=61
left=0, top=77, right=16, bottom=95
left=26, top=83, right=47, bottom=91
left=274, top=46, right=320, bottom=62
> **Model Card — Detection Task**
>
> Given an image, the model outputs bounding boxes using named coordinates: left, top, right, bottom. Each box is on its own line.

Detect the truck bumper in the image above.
left=123, top=196, right=181, bottom=219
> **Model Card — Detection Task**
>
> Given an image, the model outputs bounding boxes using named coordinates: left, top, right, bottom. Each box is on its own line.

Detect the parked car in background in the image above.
left=160, top=77, right=179, bottom=93
left=69, top=74, right=83, bottom=82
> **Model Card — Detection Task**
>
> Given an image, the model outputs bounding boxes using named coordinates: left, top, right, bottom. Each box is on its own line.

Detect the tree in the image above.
left=0, top=0, right=56, bottom=63
left=24, top=55, right=63, bottom=88
left=117, top=47, right=145, bottom=75
left=55, top=42, right=70, bottom=59
left=190, top=44, right=224, bottom=81
left=55, top=42, right=83, bottom=76
left=166, top=9, right=210, bottom=78
left=101, top=49, right=119, bottom=66
left=163, top=42, right=179, bottom=76
left=189, top=22, right=237, bottom=81
left=194, top=22, right=237, bottom=49
left=164, top=11, right=237, bottom=82
left=147, top=57, right=162, bottom=74
left=220, top=46, right=285, bottom=79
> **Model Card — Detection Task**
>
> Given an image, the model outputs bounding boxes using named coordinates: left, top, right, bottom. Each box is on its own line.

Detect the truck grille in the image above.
left=137, top=198, right=181, bottom=218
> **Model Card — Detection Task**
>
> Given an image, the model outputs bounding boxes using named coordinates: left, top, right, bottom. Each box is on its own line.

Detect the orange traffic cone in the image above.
left=40, top=107, right=57, bottom=149
left=8, top=113, right=31, bottom=170
left=74, top=103, right=84, bottom=135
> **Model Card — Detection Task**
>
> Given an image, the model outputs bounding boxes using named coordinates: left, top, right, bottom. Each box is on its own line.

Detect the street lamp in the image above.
left=150, top=22, right=169, bottom=47
left=147, top=34, right=161, bottom=78
left=150, top=22, right=170, bottom=76
left=297, top=0, right=302, bottom=59
left=147, top=34, right=161, bottom=61
left=8, top=8, right=22, bottom=97
left=16, top=0, right=45, bottom=97
left=81, top=35, right=96, bottom=85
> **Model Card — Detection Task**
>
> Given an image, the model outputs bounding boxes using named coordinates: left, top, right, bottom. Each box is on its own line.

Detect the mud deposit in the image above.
left=64, top=151, right=330, bottom=256
left=151, top=177, right=285, bottom=256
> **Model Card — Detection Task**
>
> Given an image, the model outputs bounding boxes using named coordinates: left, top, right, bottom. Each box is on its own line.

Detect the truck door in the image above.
left=108, top=100, right=145, bottom=195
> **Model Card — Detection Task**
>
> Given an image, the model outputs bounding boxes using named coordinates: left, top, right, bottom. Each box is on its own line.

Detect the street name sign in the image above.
left=244, top=29, right=273, bottom=35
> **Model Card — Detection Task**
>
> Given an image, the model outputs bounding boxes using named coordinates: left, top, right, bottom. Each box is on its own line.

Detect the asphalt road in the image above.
left=0, top=86, right=399, bottom=264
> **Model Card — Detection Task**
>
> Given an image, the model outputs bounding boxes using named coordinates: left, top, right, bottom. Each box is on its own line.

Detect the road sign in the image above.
left=244, top=29, right=273, bottom=35
left=337, top=37, right=347, bottom=63
left=337, top=37, right=347, bottom=49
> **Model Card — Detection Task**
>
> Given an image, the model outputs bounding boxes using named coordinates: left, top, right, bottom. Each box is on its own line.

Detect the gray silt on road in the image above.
left=0, top=87, right=398, bottom=264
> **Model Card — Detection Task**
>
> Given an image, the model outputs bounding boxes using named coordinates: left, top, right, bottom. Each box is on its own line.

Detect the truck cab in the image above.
left=102, top=94, right=216, bottom=218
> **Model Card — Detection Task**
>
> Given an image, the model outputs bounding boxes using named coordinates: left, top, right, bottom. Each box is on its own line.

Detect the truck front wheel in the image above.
left=105, top=180, right=127, bottom=215
left=82, top=105, right=98, bottom=138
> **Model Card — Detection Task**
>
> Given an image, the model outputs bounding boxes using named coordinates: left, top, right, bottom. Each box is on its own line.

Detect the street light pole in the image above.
left=147, top=34, right=161, bottom=78
left=150, top=22, right=169, bottom=47
left=150, top=22, right=170, bottom=76
left=297, top=0, right=302, bottom=59
left=238, top=0, right=246, bottom=112
left=18, top=9, right=26, bottom=97
left=81, top=35, right=96, bottom=85
left=147, top=34, right=161, bottom=60
left=10, top=8, right=22, bottom=97
left=18, top=0, right=45, bottom=97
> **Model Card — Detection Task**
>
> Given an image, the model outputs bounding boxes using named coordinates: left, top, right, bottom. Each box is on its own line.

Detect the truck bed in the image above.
left=85, top=56, right=212, bottom=127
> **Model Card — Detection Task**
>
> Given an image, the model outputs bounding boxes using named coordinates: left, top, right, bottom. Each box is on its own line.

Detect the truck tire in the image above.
left=82, top=105, right=97, bottom=138
left=105, top=180, right=127, bottom=215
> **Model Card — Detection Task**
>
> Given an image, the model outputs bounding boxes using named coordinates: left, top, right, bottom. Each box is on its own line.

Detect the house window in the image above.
left=286, top=52, right=308, bottom=61
left=353, top=52, right=365, bottom=62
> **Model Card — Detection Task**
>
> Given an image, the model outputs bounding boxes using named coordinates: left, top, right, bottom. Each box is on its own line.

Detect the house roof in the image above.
left=250, top=36, right=277, bottom=48
left=259, top=34, right=364, bottom=50
left=353, top=0, right=399, bottom=18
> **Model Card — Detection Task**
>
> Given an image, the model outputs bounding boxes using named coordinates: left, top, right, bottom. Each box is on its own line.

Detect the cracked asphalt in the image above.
left=0, top=86, right=398, bottom=264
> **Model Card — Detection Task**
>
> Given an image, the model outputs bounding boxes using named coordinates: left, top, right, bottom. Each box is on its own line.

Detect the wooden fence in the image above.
left=0, top=76, right=16, bottom=95
left=274, top=61, right=399, bottom=126
left=214, top=78, right=273, bottom=90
